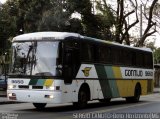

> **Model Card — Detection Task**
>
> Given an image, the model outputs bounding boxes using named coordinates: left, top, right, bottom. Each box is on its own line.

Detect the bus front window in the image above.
left=11, top=41, right=60, bottom=76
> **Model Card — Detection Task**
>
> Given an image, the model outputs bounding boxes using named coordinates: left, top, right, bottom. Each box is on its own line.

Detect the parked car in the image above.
left=0, top=75, right=7, bottom=90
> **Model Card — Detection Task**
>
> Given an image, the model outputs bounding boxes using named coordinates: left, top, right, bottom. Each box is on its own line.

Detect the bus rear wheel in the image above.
left=33, top=103, right=47, bottom=110
left=126, top=84, right=141, bottom=103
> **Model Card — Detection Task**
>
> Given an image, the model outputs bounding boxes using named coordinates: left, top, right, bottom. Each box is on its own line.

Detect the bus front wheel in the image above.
left=73, top=89, right=88, bottom=109
left=33, top=103, right=47, bottom=110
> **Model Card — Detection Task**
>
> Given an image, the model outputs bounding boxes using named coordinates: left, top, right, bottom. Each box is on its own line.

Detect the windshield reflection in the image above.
left=11, top=41, right=59, bottom=76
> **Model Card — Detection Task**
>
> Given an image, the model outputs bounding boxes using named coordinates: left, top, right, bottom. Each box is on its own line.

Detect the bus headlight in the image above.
left=8, top=85, right=16, bottom=89
left=49, top=86, right=55, bottom=90
left=8, top=93, right=13, bottom=97
left=49, top=95, right=54, bottom=99
left=8, top=93, right=17, bottom=100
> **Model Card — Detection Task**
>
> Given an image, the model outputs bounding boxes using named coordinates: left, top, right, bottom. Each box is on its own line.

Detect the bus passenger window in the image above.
left=81, top=43, right=93, bottom=62
left=107, top=47, right=112, bottom=63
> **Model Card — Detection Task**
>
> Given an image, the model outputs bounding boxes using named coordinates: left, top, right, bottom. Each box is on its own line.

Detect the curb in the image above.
left=0, top=95, right=20, bottom=105
left=153, top=91, right=160, bottom=93
left=0, top=95, right=7, bottom=97
left=0, top=101, right=19, bottom=105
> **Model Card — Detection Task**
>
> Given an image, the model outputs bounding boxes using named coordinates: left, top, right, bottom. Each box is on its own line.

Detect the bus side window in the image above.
left=81, top=42, right=93, bottom=63
left=145, top=53, right=153, bottom=68
left=106, top=47, right=112, bottom=64
left=136, top=51, right=144, bottom=68
left=131, top=51, right=136, bottom=67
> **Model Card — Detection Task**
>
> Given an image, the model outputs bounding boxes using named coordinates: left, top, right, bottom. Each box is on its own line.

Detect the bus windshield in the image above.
left=11, top=41, right=60, bottom=76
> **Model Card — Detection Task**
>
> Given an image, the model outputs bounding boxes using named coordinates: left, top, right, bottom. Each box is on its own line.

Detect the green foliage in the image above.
left=95, top=0, right=115, bottom=40
left=68, top=0, right=114, bottom=40
left=67, top=0, right=98, bottom=37
left=0, top=0, right=116, bottom=56
left=154, top=48, right=160, bottom=64
left=38, top=0, right=70, bottom=31
left=67, top=0, right=92, bottom=14
left=145, top=41, right=156, bottom=51
left=17, top=0, right=51, bottom=33
left=0, top=1, right=16, bottom=55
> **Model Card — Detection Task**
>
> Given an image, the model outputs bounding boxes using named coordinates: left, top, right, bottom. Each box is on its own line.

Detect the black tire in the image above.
left=126, top=84, right=141, bottom=103
left=99, top=98, right=111, bottom=103
left=73, top=89, right=88, bottom=109
left=33, top=103, right=47, bottom=110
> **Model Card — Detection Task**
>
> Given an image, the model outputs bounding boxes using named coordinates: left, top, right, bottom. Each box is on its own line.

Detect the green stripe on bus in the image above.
left=105, top=66, right=114, bottom=79
left=104, top=66, right=120, bottom=97
left=29, top=79, right=38, bottom=85
left=99, top=79, right=112, bottom=98
left=95, top=65, right=112, bottom=98
left=95, top=65, right=107, bottom=79
left=108, top=80, right=119, bottom=97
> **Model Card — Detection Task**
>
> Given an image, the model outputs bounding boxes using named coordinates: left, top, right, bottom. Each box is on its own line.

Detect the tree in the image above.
left=38, top=0, right=71, bottom=31
left=0, top=1, right=16, bottom=55
left=68, top=0, right=114, bottom=39
left=95, top=0, right=158, bottom=46
left=115, top=0, right=139, bottom=45
left=96, top=0, right=115, bottom=40
left=154, top=48, right=160, bottom=64
left=68, top=0, right=99, bottom=37
left=15, top=0, right=84, bottom=33
left=16, top=0, right=51, bottom=33
left=153, top=3, right=160, bottom=30
left=136, top=0, right=158, bottom=47
left=95, top=0, right=139, bottom=44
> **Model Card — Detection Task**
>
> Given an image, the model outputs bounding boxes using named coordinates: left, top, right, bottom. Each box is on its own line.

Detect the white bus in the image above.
left=7, top=32, right=154, bottom=109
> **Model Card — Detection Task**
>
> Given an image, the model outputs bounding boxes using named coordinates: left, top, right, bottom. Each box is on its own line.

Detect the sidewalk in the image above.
left=153, top=87, right=160, bottom=93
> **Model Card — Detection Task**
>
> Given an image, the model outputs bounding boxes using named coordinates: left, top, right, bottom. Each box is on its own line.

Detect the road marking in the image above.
left=90, top=101, right=156, bottom=113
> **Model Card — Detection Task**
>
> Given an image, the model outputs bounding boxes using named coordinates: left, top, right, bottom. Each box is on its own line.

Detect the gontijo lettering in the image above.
left=125, top=70, right=143, bottom=77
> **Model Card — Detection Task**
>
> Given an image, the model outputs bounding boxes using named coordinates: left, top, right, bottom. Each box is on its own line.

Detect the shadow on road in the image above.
left=18, top=100, right=148, bottom=113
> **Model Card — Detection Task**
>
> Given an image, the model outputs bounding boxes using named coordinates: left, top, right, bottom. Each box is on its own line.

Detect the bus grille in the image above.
left=19, top=85, right=29, bottom=89
left=32, top=86, right=43, bottom=89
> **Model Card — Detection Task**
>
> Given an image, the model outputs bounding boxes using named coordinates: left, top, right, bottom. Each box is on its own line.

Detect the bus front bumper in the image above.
left=7, top=90, right=63, bottom=104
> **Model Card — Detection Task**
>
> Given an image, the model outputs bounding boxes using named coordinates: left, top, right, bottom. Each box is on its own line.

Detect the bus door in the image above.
left=62, top=39, right=80, bottom=84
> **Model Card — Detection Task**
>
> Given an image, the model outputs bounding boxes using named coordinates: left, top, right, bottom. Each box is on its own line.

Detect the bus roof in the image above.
left=12, top=32, right=152, bottom=52
left=12, top=32, right=80, bottom=42
left=83, top=36, right=152, bottom=52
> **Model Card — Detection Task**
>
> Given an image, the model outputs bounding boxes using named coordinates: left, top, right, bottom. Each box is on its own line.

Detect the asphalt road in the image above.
left=0, top=93, right=160, bottom=119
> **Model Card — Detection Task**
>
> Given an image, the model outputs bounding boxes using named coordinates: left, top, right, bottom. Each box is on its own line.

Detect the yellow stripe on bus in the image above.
left=116, top=80, right=148, bottom=97
left=44, top=79, right=53, bottom=86
left=112, top=66, right=122, bottom=79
